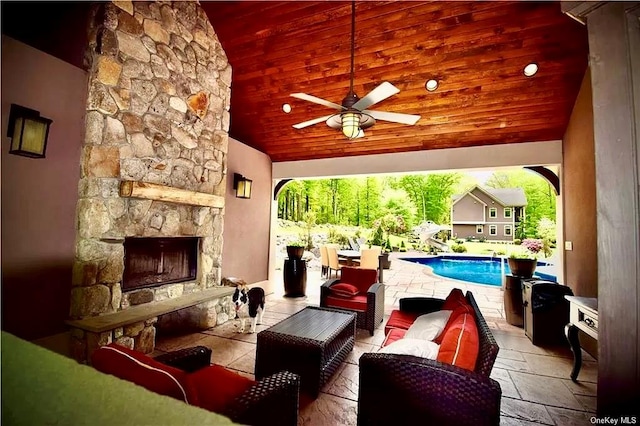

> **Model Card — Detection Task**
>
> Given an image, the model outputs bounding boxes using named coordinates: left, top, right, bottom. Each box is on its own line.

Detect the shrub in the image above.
left=478, top=236, right=487, bottom=243
left=451, top=243, right=467, bottom=253
left=455, top=239, right=465, bottom=244
left=328, top=227, right=349, bottom=247
left=513, top=238, right=522, bottom=245
left=399, top=240, right=407, bottom=252
left=465, top=236, right=475, bottom=242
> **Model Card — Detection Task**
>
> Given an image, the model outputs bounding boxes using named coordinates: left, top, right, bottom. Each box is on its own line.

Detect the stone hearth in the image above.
left=69, top=0, right=233, bottom=362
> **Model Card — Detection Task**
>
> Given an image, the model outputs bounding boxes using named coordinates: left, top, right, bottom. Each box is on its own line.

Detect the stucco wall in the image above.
left=222, top=138, right=272, bottom=291
left=562, top=68, right=597, bottom=298
left=1, top=36, right=87, bottom=339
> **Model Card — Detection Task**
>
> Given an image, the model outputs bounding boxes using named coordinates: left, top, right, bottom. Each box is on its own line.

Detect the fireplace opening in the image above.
left=123, top=237, right=199, bottom=291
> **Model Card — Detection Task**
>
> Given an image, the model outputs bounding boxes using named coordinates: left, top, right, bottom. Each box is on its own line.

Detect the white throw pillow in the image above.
left=404, top=310, right=453, bottom=341
left=378, top=338, right=440, bottom=359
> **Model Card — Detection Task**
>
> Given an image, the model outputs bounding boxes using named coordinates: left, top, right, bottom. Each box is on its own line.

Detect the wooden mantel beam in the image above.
left=119, top=181, right=225, bottom=208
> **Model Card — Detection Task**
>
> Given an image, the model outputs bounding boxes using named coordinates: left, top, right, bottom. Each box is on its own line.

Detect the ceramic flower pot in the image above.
left=507, top=258, right=537, bottom=278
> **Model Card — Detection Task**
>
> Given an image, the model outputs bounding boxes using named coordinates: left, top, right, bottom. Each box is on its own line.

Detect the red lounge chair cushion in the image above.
left=340, top=266, right=378, bottom=294
left=385, top=309, right=421, bottom=335
left=436, top=313, right=479, bottom=371
left=91, top=343, right=190, bottom=403
left=185, top=364, right=256, bottom=413
left=381, top=328, right=407, bottom=347
left=325, top=294, right=368, bottom=312
left=330, top=283, right=360, bottom=298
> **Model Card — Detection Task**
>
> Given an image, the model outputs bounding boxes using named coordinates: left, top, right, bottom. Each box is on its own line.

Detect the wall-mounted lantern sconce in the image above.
left=7, top=104, right=52, bottom=158
left=233, top=173, right=252, bottom=199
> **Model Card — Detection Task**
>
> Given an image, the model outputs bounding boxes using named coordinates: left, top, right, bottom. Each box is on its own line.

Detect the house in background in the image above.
left=451, top=186, right=526, bottom=241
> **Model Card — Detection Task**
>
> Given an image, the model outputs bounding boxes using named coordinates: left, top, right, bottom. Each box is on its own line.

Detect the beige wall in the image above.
left=273, top=140, right=562, bottom=179
left=222, top=138, right=273, bottom=291
left=562, top=68, right=597, bottom=298
left=1, top=36, right=87, bottom=339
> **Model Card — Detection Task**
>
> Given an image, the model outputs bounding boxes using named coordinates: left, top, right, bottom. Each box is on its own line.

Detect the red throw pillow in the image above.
left=185, top=364, right=256, bottom=413
left=436, top=313, right=479, bottom=371
left=91, top=343, right=190, bottom=403
left=434, top=303, right=474, bottom=344
left=441, top=288, right=467, bottom=311
left=330, top=283, right=360, bottom=298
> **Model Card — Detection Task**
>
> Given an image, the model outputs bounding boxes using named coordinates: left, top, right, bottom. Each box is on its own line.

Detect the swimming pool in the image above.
left=400, top=255, right=557, bottom=286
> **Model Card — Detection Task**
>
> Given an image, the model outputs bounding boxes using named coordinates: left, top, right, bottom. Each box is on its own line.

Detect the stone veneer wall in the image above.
left=70, top=0, right=233, bottom=360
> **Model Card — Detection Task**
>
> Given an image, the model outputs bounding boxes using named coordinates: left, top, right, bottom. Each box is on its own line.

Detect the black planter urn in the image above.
left=283, top=259, right=307, bottom=297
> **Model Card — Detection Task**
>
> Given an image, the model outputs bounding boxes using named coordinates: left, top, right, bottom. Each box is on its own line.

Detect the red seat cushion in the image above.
left=381, top=328, right=407, bottom=347
left=91, top=343, right=190, bottom=403
left=185, top=364, right=256, bottom=413
left=385, top=310, right=421, bottom=335
left=330, top=283, right=360, bottom=298
left=436, top=313, right=479, bottom=371
left=325, top=294, right=368, bottom=312
left=340, top=266, right=377, bottom=294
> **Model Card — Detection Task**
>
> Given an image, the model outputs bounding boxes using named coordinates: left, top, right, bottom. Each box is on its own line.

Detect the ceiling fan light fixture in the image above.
left=523, top=63, right=539, bottom=77
left=425, top=79, right=439, bottom=91
left=341, top=111, right=361, bottom=139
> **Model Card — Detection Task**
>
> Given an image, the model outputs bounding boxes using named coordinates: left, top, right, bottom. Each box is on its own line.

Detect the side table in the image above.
left=564, top=296, right=598, bottom=381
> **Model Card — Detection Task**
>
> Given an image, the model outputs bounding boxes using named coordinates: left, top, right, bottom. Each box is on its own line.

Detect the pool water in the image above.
left=401, top=255, right=556, bottom=286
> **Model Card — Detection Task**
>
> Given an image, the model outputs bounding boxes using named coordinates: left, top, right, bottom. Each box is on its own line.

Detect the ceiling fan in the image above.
left=290, top=1, right=421, bottom=139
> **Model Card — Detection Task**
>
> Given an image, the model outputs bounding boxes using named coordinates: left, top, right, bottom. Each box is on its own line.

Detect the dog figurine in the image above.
left=232, top=285, right=265, bottom=333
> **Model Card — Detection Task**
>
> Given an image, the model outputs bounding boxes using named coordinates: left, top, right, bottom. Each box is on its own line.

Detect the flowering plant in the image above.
left=509, top=238, right=543, bottom=260
left=521, top=238, right=543, bottom=254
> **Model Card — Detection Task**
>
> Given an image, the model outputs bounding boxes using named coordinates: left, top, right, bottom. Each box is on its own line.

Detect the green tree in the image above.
left=380, top=188, right=417, bottom=233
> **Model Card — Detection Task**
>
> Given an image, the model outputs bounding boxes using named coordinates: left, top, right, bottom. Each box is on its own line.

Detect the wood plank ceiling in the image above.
left=203, top=1, right=588, bottom=163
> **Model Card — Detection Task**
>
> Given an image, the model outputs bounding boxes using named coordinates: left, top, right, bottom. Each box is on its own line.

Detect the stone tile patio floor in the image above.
left=154, top=254, right=598, bottom=425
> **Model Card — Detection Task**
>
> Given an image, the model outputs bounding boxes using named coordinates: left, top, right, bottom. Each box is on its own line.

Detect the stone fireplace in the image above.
left=123, top=237, right=199, bottom=291
left=69, top=0, right=234, bottom=361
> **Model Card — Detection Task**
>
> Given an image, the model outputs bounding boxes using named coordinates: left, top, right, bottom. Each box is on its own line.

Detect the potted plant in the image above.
left=369, top=225, right=391, bottom=269
left=507, top=239, right=542, bottom=278
left=286, top=241, right=305, bottom=260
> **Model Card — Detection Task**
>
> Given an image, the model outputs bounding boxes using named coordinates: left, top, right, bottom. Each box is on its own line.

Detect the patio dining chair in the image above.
left=319, top=245, right=329, bottom=278
left=326, top=246, right=348, bottom=278
left=359, top=247, right=381, bottom=270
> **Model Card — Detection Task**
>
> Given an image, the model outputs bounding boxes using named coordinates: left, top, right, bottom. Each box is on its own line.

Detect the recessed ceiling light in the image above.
left=282, top=103, right=292, bottom=113
left=425, top=79, right=439, bottom=92
left=523, top=63, right=538, bottom=77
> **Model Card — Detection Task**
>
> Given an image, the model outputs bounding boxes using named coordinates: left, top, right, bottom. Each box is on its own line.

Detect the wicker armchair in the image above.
left=94, top=345, right=300, bottom=426
left=320, top=266, right=384, bottom=335
left=357, top=292, right=501, bottom=426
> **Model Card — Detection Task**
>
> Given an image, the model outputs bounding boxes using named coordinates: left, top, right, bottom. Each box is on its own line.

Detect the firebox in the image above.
left=123, top=237, right=199, bottom=291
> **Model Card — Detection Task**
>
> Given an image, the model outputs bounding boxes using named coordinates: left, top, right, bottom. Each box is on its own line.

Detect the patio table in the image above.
left=255, top=306, right=356, bottom=398
left=337, top=249, right=360, bottom=266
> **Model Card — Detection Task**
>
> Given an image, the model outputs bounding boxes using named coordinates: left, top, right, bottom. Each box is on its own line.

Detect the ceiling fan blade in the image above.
left=365, top=110, right=421, bottom=125
left=290, top=93, right=344, bottom=110
left=292, top=114, right=335, bottom=129
left=352, top=82, right=400, bottom=110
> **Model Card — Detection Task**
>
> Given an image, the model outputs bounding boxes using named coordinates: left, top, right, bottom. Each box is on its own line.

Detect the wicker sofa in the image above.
left=92, top=344, right=300, bottom=426
left=358, top=290, right=502, bottom=426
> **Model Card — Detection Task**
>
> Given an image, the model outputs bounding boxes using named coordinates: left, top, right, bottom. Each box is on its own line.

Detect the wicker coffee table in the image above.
left=255, top=306, right=356, bottom=398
